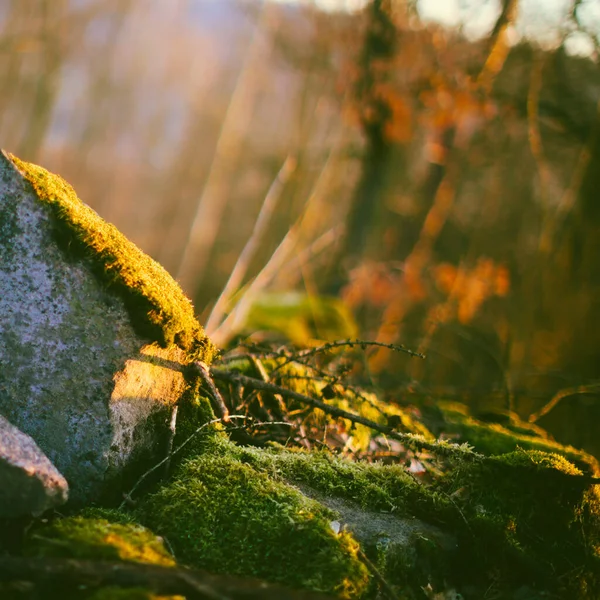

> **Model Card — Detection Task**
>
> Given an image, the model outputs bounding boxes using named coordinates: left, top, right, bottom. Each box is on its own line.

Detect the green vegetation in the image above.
left=220, top=355, right=433, bottom=452
left=9, top=154, right=216, bottom=362
left=244, top=292, right=358, bottom=345
left=442, top=448, right=600, bottom=596
left=24, top=513, right=176, bottom=567
left=438, top=400, right=600, bottom=474
left=10, top=403, right=600, bottom=599
left=137, top=437, right=370, bottom=598
left=134, top=429, right=600, bottom=598
left=225, top=440, right=445, bottom=516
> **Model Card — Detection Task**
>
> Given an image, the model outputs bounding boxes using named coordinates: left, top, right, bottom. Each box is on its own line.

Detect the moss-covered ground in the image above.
left=2, top=383, right=596, bottom=600
left=217, top=355, right=433, bottom=453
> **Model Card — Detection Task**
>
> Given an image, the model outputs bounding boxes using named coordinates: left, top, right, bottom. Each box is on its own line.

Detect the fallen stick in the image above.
left=210, top=368, right=480, bottom=460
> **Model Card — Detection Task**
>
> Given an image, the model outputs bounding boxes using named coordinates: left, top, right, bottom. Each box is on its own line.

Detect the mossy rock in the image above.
left=136, top=438, right=370, bottom=598
left=6, top=152, right=215, bottom=358
left=438, top=400, right=600, bottom=474
left=135, top=433, right=600, bottom=598
left=0, top=151, right=216, bottom=503
left=440, top=449, right=600, bottom=597
left=16, top=512, right=181, bottom=600
left=9, top=430, right=600, bottom=599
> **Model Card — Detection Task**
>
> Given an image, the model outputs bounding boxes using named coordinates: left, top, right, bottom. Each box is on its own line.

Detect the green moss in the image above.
left=137, top=438, right=369, bottom=597
left=25, top=515, right=176, bottom=567
left=169, top=381, right=224, bottom=459
left=9, top=154, right=216, bottom=362
left=239, top=440, right=600, bottom=596
left=232, top=442, right=447, bottom=517
left=441, top=448, right=600, bottom=596
left=439, top=401, right=600, bottom=474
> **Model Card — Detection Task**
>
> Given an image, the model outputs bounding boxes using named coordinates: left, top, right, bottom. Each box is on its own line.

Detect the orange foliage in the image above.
left=432, top=258, right=510, bottom=324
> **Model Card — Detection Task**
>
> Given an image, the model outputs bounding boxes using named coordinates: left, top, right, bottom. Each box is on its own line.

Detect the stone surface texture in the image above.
left=0, top=414, right=68, bottom=517
left=0, top=151, right=194, bottom=503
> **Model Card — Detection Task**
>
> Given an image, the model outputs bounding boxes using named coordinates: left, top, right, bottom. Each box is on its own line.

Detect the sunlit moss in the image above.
left=231, top=440, right=447, bottom=516
left=25, top=514, right=176, bottom=567
left=438, top=400, right=600, bottom=474
left=9, top=153, right=216, bottom=363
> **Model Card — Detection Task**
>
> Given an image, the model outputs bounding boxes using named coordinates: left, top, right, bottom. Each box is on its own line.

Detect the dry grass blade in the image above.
left=206, top=154, right=297, bottom=335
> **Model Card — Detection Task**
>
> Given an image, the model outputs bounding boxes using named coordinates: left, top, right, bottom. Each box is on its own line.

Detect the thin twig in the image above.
left=477, top=0, right=519, bottom=91
left=211, top=146, right=341, bottom=347
left=357, top=549, right=401, bottom=600
left=269, top=339, right=424, bottom=377
left=297, top=339, right=425, bottom=359
left=175, top=5, right=269, bottom=290
left=192, top=361, right=230, bottom=421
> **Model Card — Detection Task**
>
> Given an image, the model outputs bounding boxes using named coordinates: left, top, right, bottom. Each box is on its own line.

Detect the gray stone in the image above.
left=300, top=483, right=456, bottom=552
left=0, top=151, right=204, bottom=504
left=0, top=415, right=68, bottom=517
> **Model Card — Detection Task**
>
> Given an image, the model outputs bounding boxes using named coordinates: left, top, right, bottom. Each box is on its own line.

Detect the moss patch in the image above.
left=439, top=448, right=600, bottom=597
left=136, top=437, right=369, bottom=597
left=8, top=153, right=215, bottom=362
left=25, top=513, right=176, bottom=567
left=439, top=401, right=600, bottom=474
left=229, top=441, right=447, bottom=517
left=187, top=439, right=600, bottom=598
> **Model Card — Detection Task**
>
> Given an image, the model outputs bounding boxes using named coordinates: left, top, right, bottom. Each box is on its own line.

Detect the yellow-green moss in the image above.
left=21, top=511, right=183, bottom=600
left=25, top=514, right=175, bottom=567
left=9, top=154, right=216, bottom=362
left=439, top=401, right=600, bottom=474
left=220, top=431, right=600, bottom=597
left=136, top=437, right=370, bottom=597
left=229, top=441, right=448, bottom=517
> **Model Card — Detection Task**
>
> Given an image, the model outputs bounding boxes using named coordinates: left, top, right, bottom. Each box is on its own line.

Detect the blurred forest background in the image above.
left=2, top=0, right=600, bottom=457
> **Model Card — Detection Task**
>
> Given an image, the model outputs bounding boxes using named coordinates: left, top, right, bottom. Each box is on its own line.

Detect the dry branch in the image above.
left=210, top=367, right=479, bottom=460
left=192, top=361, right=231, bottom=420
left=528, top=383, right=600, bottom=423
left=206, top=154, right=297, bottom=335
